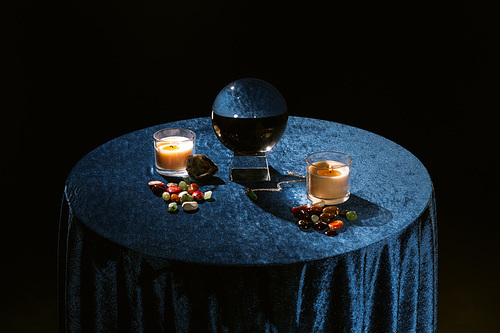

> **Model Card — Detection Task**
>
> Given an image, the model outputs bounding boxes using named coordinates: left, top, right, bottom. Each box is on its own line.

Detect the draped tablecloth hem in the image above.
left=58, top=188, right=437, bottom=332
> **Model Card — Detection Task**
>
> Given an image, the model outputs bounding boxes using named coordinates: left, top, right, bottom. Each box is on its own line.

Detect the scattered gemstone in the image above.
left=292, top=205, right=307, bottom=215
left=246, top=188, right=257, bottom=201
left=308, top=206, right=323, bottom=216
left=148, top=180, right=165, bottom=187
left=187, top=183, right=199, bottom=194
left=151, top=184, right=167, bottom=197
left=323, top=206, right=340, bottom=215
left=186, top=154, right=219, bottom=179
left=170, top=193, right=179, bottom=202
left=328, top=220, right=344, bottom=230
left=291, top=203, right=359, bottom=236
left=180, top=193, right=193, bottom=204
left=203, top=191, right=213, bottom=200
left=297, top=219, right=313, bottom=230
left=148, top=180, right=213, bottom=214
left=167, top=202, right=178, bottom=212
left=346, top=211, right=358, bottom=222
left=167, top=186, right=182, bottom=194
left=320, top=212, right=337, bottom=223
left=313, top=221, right=328, bottom=231
left=182, top=201, right=198, bottom=211
left=178, top=180, right=188, bottom=191
left=192, top=191, right=204, bottom=202
left=162, top=192, right=170, bottom=201
left=298, top=209, right=310, bottom=221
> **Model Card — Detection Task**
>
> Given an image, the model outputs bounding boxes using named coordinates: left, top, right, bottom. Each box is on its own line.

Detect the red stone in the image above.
left=291, top=205, right=307, bottom=215
left=167, top=186, right=182, bottom=194
left=328, top=220, right=344, bottom=230
left=151, top=184, right=167, bottom=196
left=192, top=191, right=204, bottom=202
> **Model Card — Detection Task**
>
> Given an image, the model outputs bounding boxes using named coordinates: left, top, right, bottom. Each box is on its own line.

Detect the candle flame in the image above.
left=317, top=164, right=342, bottom=177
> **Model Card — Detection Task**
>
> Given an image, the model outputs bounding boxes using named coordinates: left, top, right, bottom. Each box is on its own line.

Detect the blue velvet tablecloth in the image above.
left=59, top=116, right=437, bottom=332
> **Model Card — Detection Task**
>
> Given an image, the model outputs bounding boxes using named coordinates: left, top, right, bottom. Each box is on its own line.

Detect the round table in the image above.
left=59, top=116, right=437, bottom=332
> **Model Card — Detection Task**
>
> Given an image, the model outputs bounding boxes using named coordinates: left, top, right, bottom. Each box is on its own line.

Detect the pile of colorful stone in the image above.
left=291, top=202, right=357, bottom=236
left=148, top=180, right=213, bottom=212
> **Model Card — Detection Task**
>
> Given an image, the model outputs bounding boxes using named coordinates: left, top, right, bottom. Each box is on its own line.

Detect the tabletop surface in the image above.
left=65, top=116, right=432, bottom=265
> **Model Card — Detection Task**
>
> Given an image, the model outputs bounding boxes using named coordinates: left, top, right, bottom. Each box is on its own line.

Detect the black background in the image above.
left=2, top=0, right=498, bottom=331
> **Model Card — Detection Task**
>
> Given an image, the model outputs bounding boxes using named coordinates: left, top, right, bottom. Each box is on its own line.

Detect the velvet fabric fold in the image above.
left=59, top=117, right=437, bottom=332
left=59, top=194, right=436, bottom=332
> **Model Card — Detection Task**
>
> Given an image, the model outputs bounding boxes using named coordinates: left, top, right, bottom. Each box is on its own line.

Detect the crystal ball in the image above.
left=212, top=78, right=288, bottom=154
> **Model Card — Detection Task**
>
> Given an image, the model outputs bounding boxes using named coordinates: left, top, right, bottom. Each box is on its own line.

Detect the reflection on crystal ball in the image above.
left=211, top=78, right=288, bottom=154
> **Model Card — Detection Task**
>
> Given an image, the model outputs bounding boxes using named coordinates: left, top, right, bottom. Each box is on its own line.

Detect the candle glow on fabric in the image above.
left=155, top=136, right=193, bottom=170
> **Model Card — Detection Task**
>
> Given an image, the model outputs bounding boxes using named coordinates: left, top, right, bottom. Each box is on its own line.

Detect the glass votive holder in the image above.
left=306, top=151, right=352, bottom=204
left=153, top=128, right=195, bottom=177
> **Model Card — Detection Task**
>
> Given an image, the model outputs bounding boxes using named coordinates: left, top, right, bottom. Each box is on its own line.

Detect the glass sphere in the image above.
left=211, top=78, right=288, bottom=154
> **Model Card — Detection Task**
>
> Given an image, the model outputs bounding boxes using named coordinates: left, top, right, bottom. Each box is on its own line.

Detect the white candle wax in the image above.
left=307, top=160, right=350, bottom=203
left=155, top=136, right=194, bottom=170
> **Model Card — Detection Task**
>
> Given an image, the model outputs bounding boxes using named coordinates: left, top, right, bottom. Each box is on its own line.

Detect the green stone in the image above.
left=203, top=191, right=212, bottom=200
left=178, top=181, right=188, bottom=191
left=346, top=210, right=357, bottom=221
left=246, top=189, right=257, bottom=201
left=180, top=193, right=193, bottom=204
left=168, top=202, right=177, bottom=212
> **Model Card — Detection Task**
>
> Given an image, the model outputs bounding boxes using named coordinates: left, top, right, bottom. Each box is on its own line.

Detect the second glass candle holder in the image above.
left=306, top=151, right=352, bottom=204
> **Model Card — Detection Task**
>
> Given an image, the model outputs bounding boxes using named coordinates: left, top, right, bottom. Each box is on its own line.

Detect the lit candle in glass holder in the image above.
left=306, top=151, right=352, bottom=204
left=153, top=128, right=195, bottom=177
